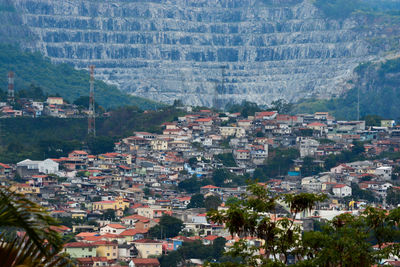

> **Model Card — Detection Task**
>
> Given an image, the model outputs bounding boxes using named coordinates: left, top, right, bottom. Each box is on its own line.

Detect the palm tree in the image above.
left=0, top=187, right=71, bottom=266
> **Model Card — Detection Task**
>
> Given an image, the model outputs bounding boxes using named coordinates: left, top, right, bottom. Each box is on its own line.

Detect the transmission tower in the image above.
left=7, top=71, right=15, bottom=104
left=88, top=65, right=96, bottom=136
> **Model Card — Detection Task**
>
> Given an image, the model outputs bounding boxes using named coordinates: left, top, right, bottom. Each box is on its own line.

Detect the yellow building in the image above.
left=92, top=196, right=129, bottom=211
left=93, top=241, right=118, bottom=260
left=10, top=183, right=40, bottom=195
left=151, top=139, right=168, bottom=151
left=133, top=239, right=162, bottom=258
left=47, top=97, right=64, bottom=105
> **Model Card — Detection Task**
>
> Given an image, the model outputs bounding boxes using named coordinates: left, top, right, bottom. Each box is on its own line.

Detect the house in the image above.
left=16, top=159, right=59, bottom=176
left=47, top=97, right=64, bottom=105
left=76, top=257, right=109, bottom=267
left=219, top=127, right=246, bottom=138
left=63, top=242, right=96, bottom=258
left=375, top=166, right=392, bottom=180
left=121, top=214, right=153, bottom=230
left=68, top=150, right=89, bottom=160
left=200, top=185, right=221, bottom=195
left=100, top=223, right=126, bottom=235
left=255, top=111, right=277, bottom=120
left=93, top=241, right=119, bottom=260
left=202, top=235, right=219, bottom=245
left=307, top=122, right=327, bottom=134
left=299, top=139, right=320, bottom=158
left=133, top=239, right=163, bottom=258
left=119, top=243, right=138, bottom=260
left=0, top=163, right=12, bottom=176
left=9, top=183, right=40, bottom=195
left=130, top=258, right=160, bottom=267
left=120, top=229, right=148, bottom=243
left=150, top=139, right=168, bottom=151
left=136, top=206, right=172, bottom=219
left=381, top=120, right=395, bottom=128
left=234, top=149, right=250, bottom=161
left=92, top=196, right=130, bottom=211
left=332, top=184, right=352, bottom=197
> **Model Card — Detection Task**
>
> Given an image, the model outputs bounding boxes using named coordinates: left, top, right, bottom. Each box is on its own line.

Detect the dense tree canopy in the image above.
left=207, top=183, right=400, bottom=266
left=187, top=194, right=205, bottom=209
left=149, top=215, right=184, bottom=239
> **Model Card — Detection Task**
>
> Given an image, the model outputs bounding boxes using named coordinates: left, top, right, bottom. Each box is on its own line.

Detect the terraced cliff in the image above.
left=5, top=0, right=400, bottom=106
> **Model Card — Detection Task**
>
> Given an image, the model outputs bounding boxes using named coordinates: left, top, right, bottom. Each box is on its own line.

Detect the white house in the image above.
left=17, top=159, right=59, bottom=176
left=100, top=224, right=127, bottom=235
left=332, top=184, right=352, bottom=197
left=375, top=166, right=392, bottom=180
left=299, top=139, right=320, bottom=158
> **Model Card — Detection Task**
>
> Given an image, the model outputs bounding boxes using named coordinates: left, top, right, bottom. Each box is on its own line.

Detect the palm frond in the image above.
left=0, top=187, right=62, bottom=256
left=0, top=233, right=71, bottom=267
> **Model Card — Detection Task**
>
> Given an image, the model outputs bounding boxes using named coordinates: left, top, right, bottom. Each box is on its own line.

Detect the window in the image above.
left=107, top=253, right=110, bottom=256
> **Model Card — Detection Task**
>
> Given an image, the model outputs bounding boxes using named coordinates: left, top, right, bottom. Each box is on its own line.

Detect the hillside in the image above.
left=0, top=45, right=160, bottom=109
left=0, top=106, right=184, bottom=163
left=2, top=0, right=398, bottom=107
left=292, top=57, right=400, bottom=120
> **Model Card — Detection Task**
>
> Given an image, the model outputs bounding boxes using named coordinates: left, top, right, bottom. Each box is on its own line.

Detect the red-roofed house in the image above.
left=63, top=242, right=96, bottom=258
left=307, top=122, right=327, bottom=133
left=0, top=163, right=12, bottom=176
left=202, top=235, right=220, bottom=245
left=76, top=257, right=108, bottom=267
left=100, top=223, right=126, bottom=235
left=255, top=111, right=277, bottom=120
left=120, top=229, right=148, bottom=242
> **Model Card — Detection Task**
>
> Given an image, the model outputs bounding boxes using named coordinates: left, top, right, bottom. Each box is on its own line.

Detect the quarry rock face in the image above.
left=9, top=0, right=384, bottom=106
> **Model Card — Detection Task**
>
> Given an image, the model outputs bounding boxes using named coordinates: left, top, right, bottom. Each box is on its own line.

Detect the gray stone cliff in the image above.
left=6, top=0, right=396, bottom=106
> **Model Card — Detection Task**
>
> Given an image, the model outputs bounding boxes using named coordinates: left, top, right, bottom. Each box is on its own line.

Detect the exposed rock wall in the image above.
left=9, top=0, right=384, bottom=106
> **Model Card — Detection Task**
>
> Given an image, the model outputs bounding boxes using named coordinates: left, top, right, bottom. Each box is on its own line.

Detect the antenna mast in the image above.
left=88, top=65, right=96, bottom=136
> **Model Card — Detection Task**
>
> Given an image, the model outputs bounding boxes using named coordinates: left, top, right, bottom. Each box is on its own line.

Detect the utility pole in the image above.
left=88, top=65, right=96, bottom=136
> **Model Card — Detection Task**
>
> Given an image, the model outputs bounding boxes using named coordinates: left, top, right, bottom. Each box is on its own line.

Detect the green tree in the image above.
left=188, top=157, right=198, bottom=168
left=204, top=195, right=222, bottom=211
left=187, top=194, right=205, bottom=209
left=300, top=156, right=323, bottom=177
left=215, top=153, right=237, bottom=167
left=207, top=183, right=327, bottom=265
left=207, top=183, right=400, bottom=266
left=149, top=215, right=184, bottom=239
left=363, top=114, right=385, bottom=126
left=103, top=209, right=116, bottom=221
left=386, top=187, right=400, bottom=206
left=269, top=99, right=293, bottom=114
left=87, top=136, right=115, bottom=155
left=255, top=148, right=299, bottom=179
left=212, top=169, right=230, bottom=187
left=178, top=177, right=202, bottom=193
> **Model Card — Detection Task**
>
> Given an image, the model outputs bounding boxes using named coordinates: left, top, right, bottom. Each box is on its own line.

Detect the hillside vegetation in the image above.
left=0, top=106, right=185, bottom=163
left=292, top=57, right=400, bottom=120
left=0, top=45, right=159, bottom=109
left=314, top=0, right=400, bottom=19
